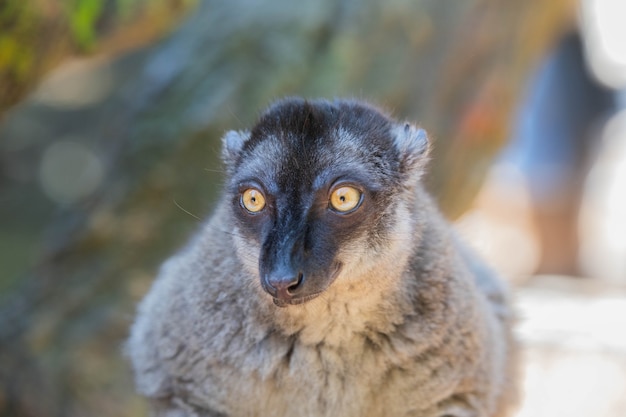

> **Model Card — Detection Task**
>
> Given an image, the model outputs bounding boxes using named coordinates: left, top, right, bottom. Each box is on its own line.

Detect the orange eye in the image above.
left=329, top=186, right=362, bottom=213
left=241, top=188, right=266, bottom=213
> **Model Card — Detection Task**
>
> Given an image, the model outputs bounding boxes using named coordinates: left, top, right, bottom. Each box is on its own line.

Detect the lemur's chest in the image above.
left=165, top=282, right=454, bottom=416
left=180, top=336, right=396, bottom=417
left=170, top=321, right=453, bottom=417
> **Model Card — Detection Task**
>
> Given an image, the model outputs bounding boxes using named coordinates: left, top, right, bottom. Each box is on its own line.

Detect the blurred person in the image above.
left=501, top=31, right=615, bottom=276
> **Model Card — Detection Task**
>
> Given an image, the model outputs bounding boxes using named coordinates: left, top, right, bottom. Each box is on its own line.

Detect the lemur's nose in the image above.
left=264, top=271, right=304, bottom=300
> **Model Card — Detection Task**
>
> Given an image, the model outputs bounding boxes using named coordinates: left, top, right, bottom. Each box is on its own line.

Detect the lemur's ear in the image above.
left=221, top=130, right=250, bottom=167
left=391, top=123, right=430, bottom=174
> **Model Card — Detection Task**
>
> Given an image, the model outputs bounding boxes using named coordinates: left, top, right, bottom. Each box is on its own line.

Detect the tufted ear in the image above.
left=391, top=123, right=430, bottom=174
left=221, top=130, right=250, bottom=167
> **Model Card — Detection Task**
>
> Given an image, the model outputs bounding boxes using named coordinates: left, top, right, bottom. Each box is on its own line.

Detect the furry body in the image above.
left=128, top=99, right=517, bottom=417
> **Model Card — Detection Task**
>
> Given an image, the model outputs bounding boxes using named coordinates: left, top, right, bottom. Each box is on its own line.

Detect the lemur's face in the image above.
left=223, top=99, right=428, bottom=307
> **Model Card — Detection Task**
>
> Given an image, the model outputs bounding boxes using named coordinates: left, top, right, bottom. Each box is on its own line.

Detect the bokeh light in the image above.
left=39, top=140, right=104, bottom=205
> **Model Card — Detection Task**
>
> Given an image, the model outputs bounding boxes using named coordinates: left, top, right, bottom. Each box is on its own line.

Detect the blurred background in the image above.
left=0, top=0, right=624, bottom=416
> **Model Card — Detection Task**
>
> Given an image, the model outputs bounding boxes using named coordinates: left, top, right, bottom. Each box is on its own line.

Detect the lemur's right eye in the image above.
left=329, top=185, right=362, bottom=213
left=241, top=188, right=266, bottom=213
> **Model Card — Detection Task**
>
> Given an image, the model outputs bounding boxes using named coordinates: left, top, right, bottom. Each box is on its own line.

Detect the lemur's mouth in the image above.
left=272, top=292, right=323, bottom=308
left=268, top=263, right=342, bottom=308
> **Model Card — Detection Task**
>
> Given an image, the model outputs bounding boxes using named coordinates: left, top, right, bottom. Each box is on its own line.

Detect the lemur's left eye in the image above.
left=241, top=188, right=266, bottom=213
left=329, top=186, right=362, bottom=213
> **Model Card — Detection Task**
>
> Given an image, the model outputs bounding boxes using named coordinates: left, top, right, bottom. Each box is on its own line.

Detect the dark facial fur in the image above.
left=222, top=98, right=428, bottom=306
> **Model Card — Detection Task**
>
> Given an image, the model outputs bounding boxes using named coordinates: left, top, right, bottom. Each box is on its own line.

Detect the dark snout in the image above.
left=259, top=217, right=342, bottom=307
left=261, top=265, right=307, bottom=306
left=260, top=259, right=342, bottom=307
left=259, top=244, right=330, bottom=307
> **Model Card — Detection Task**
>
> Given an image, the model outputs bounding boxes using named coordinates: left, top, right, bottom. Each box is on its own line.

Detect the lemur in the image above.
left=128, top=98, right=518, bottom=417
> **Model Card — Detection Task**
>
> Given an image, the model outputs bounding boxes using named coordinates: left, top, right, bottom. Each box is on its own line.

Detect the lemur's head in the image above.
left=222, top=98, right=429, bottom=307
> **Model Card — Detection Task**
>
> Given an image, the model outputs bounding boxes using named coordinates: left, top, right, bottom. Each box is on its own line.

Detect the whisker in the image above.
left=173, top=199, right=202, bottom=221
left=204, top=224, right=245, bottom=239
left=226, top=104, right=246, bottom=128
left=204, top=167, right=226, bottom=174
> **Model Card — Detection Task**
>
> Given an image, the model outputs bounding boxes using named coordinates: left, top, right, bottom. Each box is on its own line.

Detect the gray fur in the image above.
left=127, top=98, right=518, bottom=417
left=221, top=130, right=250, bottom=172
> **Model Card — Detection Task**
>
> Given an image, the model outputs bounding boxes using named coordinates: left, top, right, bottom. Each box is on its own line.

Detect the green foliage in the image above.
left=64, top=0, right=201, bottom=51
left=0, top=0, right=198, bottom=113
left=66, top=0, right=106, bottom=51
left=0, top=2, right=36, bottom=83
